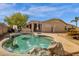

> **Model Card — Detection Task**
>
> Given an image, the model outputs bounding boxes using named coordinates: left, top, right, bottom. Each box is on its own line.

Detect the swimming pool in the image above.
left=2, top=34, right=54, bottom=54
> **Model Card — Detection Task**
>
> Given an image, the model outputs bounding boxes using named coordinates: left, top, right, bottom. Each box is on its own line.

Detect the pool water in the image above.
left=3, top=34, right=53, bottom=53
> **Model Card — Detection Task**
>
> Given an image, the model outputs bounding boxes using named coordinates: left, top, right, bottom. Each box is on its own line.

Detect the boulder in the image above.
left=27, top=42, right=65, bottom=56
left=48, top=42, right=65, bottom=56
left=27, top=47, right=51, bottom=56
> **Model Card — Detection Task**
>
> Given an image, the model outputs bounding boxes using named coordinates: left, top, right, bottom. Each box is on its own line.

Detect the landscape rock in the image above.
left=48, top=42, right=65, bottom=56
left=27, top=47, right=51, bottom=56
left=26, top=42, right=65, bottom=56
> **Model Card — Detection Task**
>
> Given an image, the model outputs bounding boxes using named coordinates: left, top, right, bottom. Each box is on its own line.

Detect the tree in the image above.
left=71, top=17, right=79, bottom=27
left=4, top=13, right=28, bottom=28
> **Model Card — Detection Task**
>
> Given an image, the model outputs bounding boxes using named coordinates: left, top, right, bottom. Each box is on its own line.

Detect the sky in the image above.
left=0, top=3, right=79, bottom=26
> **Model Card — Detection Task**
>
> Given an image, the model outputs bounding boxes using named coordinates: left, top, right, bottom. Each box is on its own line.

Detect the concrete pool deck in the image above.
left=38, top=33, right=79, bottom=55
left=0, top=33, right=79, bottom=55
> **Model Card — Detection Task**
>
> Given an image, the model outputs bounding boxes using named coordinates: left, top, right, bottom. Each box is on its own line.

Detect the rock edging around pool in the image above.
left=24, top=42, right=65, bottom=56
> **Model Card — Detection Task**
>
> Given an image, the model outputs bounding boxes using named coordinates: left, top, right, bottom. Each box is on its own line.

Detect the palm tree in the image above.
left=71, top=17, right=79, bottom=27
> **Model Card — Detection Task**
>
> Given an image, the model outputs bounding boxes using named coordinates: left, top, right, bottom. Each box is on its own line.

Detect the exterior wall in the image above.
left=2, top=26, right=8, bottom=34
left=0, top=25, right=8, bottom=35
left=41, top=23, right=52, bottom=32
left=51, top=24, right=66, bottom=33
left=51, top=21, right=67, bottom=33
left=42, top=20, right=67, bottom=33
left=0, top=26, right=3, bottom=35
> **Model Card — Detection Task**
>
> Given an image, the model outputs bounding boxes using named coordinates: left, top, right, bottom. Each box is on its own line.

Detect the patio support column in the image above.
left=37, top=23, right=39, bottom=31
left=53, top=25, right=55, bottom=33
left=31, top=23, right=34, bottom=33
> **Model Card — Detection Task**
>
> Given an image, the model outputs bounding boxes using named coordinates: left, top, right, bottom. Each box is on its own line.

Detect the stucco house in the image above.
left=26, top=18, right=76, bottom=33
